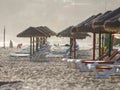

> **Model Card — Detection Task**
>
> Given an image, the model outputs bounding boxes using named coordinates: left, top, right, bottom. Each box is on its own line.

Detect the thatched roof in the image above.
left=93, top=7, right=120, bottom=27
left=57, top=26, right=90, bottom=39
left=104, top=14, right=120, bottom=32
left=17, top=26, right=56, bottom=37
left=76, top=13, right=102, bottom=28
left=73, top=13, right=102, bottom=33
left=17, top=27, right=48, bottom=37
left=43, top=26, right=56, bottom=35
left=76, top=15, right=96, bottom=28
left=72, top=11, right=116, bottom=34
left=36, top=26, right=56, bottom=36
left=91, top=11, right=117, bottom=33
left=92, top=11, right=112, bottom=30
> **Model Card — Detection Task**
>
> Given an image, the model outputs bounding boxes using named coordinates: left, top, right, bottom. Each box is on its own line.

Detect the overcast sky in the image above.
left=0, top=0, right=120, bottom=42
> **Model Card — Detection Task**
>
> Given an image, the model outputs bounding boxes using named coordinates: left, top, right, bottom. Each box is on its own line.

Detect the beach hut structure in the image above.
left=57, top=26, right=90, bottom=58
left=17, top=26, right=56, bottom=58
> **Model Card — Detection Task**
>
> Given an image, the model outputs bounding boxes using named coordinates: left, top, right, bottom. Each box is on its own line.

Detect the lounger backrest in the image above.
left=97, top=54, right=108, bottom=60
left=110, top=54, right=120, bottom=61
left=109, top=50, right=119, bottom=60
left=100, top=50, right=118, bottom=61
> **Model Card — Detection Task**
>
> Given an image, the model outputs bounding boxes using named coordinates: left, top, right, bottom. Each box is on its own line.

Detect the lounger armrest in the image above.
left=114, top=65, right=120, bottom=68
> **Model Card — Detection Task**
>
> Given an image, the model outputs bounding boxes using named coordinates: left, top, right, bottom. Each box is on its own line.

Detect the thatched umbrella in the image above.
left=72, top=13, right=102, bottom=60
left=57, top=26, right=90, bottom=58
left=17, top=26, right=50, bottom=57
left=72, top=11, right=116, bottom=59
left=91, top=11, right=115, bottom=57
left=93, top=7, right=120, bottom=56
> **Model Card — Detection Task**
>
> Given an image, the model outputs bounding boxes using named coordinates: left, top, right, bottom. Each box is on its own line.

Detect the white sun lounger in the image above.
left=64, top=59, right=92, bottom=71
left=63, top=49, right=120, bottom=72
left=10, top=53, right=30, bottom=60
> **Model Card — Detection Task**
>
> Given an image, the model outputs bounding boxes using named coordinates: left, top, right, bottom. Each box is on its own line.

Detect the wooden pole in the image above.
left=39, top=37, right=40, bottom=49
left=109, top=33, right=112, bottom=57
left=30, top=37, right=32, bottom=56
left=3, top=26, right=5, bottom=48
left=101, top=34, right=104, bottom=55
left=99, top=32, right=102, bottom=57
left=74, top=38, right=76, bottom=59
left=36, top=37, right=39, bottom=51
left=33, top=37, right=35, bottom=54
left=93, top=33, right=96, bottom=60
left=70, top=38, right=72, bottom=58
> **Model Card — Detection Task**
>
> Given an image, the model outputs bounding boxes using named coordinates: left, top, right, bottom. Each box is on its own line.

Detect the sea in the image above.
left=0, top=36, right=93, bottom=50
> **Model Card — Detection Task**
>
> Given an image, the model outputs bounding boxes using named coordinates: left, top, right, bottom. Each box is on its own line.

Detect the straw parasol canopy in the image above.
left=43, top=26, right=56, bottom=36
left=91, top=11, right=116, bottom=33
left=93, top=7, right=120, bottom=33
left=93, top=11, right=112, bottom=28
left=72, top=13, right=102, bottom=33
left=17, top=26, right=48, bottom=37
left=104, top=14, right=120, bottom=32
left=75, top=15, right=97, bottom=32
left=36, top=26, right=56, bottom=36
left=57, top=26, right=90, bottom=39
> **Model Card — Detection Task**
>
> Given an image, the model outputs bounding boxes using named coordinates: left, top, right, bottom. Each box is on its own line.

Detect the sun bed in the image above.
left=10, top=53, right=30, bottom=60
left=64, top=49, right=120, bottom=71
left=92, top=63, right=120, bottom=78
left=9, top=46, right=30, bottom=60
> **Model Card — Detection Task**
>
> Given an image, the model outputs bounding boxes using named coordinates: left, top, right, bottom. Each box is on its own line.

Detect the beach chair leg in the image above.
left=93, top=67, right=116, bottom=78
left=79, top=63, right=90, bottom=72
left=103, top=68, right=116, bottom=77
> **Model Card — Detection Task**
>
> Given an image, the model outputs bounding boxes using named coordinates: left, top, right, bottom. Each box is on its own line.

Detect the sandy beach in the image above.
left=0, top=48, right=119, bottom=90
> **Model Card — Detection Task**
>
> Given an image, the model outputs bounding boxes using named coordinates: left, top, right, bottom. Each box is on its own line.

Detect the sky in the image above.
left=0, top=0, right=120, bottom=43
